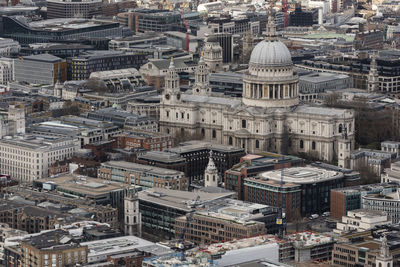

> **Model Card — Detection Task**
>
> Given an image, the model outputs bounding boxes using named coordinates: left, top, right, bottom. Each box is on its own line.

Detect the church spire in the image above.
left=204, top=150, right=218, bottom=187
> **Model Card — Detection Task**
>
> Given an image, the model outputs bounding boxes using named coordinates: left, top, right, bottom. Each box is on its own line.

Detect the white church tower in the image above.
left=368, top=52, right=379, bottom=92
left=204, top=150, right=219, bottom=187
left=192, top=56, right=210, bottom=96
left=124, top=188, right=142, bottom=237
left=338, top=119, right=351, bottom=169
left=376, top=234, right=393, bottom=267
left=54, top=68, right=63, bottom=98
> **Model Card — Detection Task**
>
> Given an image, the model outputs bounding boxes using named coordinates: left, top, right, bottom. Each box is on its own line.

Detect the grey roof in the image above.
left=22, top=54, right=64, bottom=63
left=149, top=58, right=193, bottom=70
left=138, top=188, right=234, bottom=212
left=138, top=151, right=185, bottom=163
left=101, top=161, right=184, bottom=176
left=299, top=72, right=349, bottom=83
left=294, top=105, right=349, bottom=117
left=181, top=93, right=241, bottom=107
left=168, top=140, right=244, bottom=154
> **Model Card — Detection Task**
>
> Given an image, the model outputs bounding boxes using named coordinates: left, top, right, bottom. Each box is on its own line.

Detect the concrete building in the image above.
left=89, top=68, right=146, bottom=93
left=85, top=107, right=157, bottom=132
left=159, top=13, right=355, bottom=165
left=46, top=0, right=102, bottom=19
left=330, top=183, right=398, bottom=220
left=0, top=58, right=14, bottom=85
left=14, top=54, right=67, bottom=86
left=138, top=188, right=235, bottom=239
left=0, top=104, right=25, bottom=139
left=299, top=72, right=352, bottom=102
left=0, top=135, right=78, bottom=182
left=382, top=161, right=400, bottom=184
left=98, top=160, right=187, bottom=190
left=335, top=209, right=392, bottom=234
left=0, top=38, right=20, bottom=57
left=350, top=148, right=397, bottom=176
left=81, top=235, right=171, bottom=265
left=362, top=188, right=400, bottom=223
left=164, top=31, right=201, bottom=53
left=381, top=141, right=400, bottom=158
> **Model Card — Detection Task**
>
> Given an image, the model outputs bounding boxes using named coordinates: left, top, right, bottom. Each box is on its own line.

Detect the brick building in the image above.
left=112, top=131, right=172, bottom=151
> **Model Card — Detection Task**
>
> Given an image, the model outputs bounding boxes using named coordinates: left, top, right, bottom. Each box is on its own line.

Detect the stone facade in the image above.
left=159, top=13, right=355, bottom=165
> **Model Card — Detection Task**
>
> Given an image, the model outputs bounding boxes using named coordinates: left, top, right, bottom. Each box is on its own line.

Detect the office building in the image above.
left=0, top=58, right=14, bottom=85
left=112, top=131, right=172, bottom=151
left=109, top=32, right=167, bottom=50
left=1, top=17, right=123, bottom=45
left=381, top=141, right=400, bottom=158
left=362, top=188, right=400, bottom=223
left=98, top=160, right=187, bottom=190
left=47, top=0, right=102, bottom=19
left=126, top=9, right=182, bottom=33
left=0, top=105, right=25, bottom=138
left=20, top=230, right=88, bottom=267
left=245, top=166, right=352, bottom=219
left=0, top=135, right=78, bottom=182
left=138, top=188, right=235, bottom=239
left=175, top=210, right=265, bottom=245
left=14, top=54, right=66, bottom=85
left=299, top=72, right=352, bottom=102
left=168, top=140, right=245, bottom=185
left=225, top=154, right=304, bottom=201
left=330, top=183, right=398, bottom=219
left=289, top=4, right=315, bottom=26
left=89, top=68, right=146, bottom=93
left=67, top=50, right=147, bottom=80
left=335, top=209, right=391, bottom=234
left=0, top=38, right=20, bottom=57
left=135, top=151, right=187, bottom=176
left=350, top=148, right=397, bottom=176
left=20, top=43, right=94, bottom=59
left=85, top=107, right=157, bottom=132
left=332, top=225, right=399, bottom=267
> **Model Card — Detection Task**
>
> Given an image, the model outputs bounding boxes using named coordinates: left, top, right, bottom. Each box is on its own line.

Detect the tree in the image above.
left=83, top=77, right=108, bottom=94
left=173, top=130, right=203, bottom=145
left=51, top=101, right=80, bottom=117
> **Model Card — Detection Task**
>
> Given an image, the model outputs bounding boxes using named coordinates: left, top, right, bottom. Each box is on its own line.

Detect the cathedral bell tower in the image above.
left=192, top=56, right=211, bottom=96
left=163, top=57, right=181, bottom=104
left=338, top=120, right=351, bottom=169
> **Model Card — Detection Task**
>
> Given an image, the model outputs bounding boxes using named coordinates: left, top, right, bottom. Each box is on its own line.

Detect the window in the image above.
left=229, top=137, right=233, bottom=145
left=339, top=124, right=343, bottom=133
left=212, top=130, right=216, bottom=138
left=256, top=140, right=259, bottom=149
left=242, top=120, right=246, bottom=128
left=181, top=113, right=184, bottom=119
left=176, top=112, right=178, bottom=119
left=300, top=140, right=304, bottom=149
left=181, top=128, right=184, bottom=134
left=312, top=141, right=316, bottom=150
left=213, top=175, right=215, bottom=181
left=187, top=113, right=189, bottom=119
left=166, top=111, right=169, bottom=117
left=201, top=128, right=205, bottom=136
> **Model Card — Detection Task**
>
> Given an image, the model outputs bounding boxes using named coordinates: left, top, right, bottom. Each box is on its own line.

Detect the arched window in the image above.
left=134, top=216, right=136, bottom=223
left=229, top=136, right=233, bottom=145
left=166, top=128, right=170, bottom=134
left=339, top=124, right=343, bottom=133
left=312, top=141, right=316, bottom=150
left=213, top=175, right=215, bottom=181
left=379, top=263, right=382, bottom=267
left=201, top=128, right=205, bottom=136
left=212, top=130, right=216, bottom=138
left=256, top=140, right=260, bottom=149
left=300, top=140, right=304, bottom=149
left=207, top=175, right=209, bottom=181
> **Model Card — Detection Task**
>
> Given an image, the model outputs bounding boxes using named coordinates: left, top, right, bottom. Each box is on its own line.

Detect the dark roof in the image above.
left=22, top=229, right=80, bottom=250
left=22, top=54, right=64, bottom=63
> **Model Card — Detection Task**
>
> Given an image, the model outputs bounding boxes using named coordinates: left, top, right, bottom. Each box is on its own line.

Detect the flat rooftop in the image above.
left=28, top=18, right=117, bottom=32
left=101, top=161, right=184, bottom=176
left=168, top=140, right=244, bottom=154
left=299, top=72, right=349, bottom=83
left=82, top=235, right=171, bottom=257
left=332, top=183, right=398, bottom=194
left=37, top=174, right=137, bottom=198
left=138, top=188, right=234, bottom=212
left=259, top=166, right=343, bottom=184
left=0, top=135, right=73, bottom=150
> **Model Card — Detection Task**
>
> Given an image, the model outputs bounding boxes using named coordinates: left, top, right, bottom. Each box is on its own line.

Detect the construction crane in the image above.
left=282, top=0, right=288, bottom=27
left=176, top=195, right=201, bottom=259
left=179, top=11, right=190, bottom=52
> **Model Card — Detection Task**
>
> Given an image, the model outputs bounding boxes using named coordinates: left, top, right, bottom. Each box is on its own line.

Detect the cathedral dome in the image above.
left=249, top=40, right=292, bottom=66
